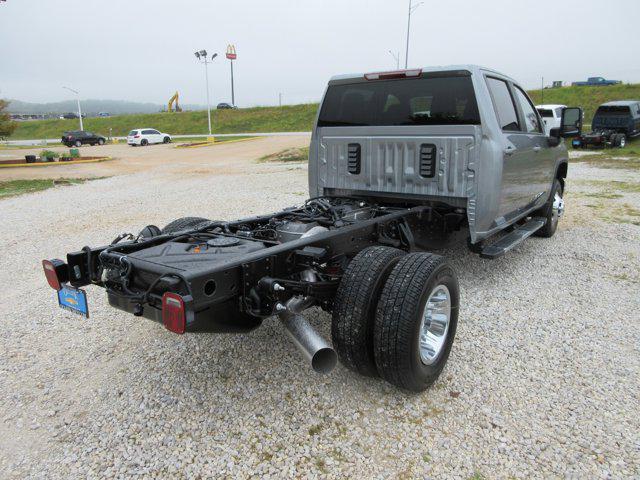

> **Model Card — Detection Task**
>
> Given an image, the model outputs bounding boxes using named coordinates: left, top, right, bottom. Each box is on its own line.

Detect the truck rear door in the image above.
left=312, top=71, right=480, bottom=201
left=485, top=77, right=551, bottom=219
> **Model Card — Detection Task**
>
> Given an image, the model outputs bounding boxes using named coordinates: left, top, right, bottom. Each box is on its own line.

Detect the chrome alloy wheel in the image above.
left=552, top=191, right=564, bottom=227
left=418, top=285, right=451, bottom=365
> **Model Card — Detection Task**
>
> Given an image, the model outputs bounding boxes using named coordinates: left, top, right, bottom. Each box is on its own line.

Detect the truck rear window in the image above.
left=595, top=106, right=630, bottom=115
left=318, top=75, right=480, bottom=127
left=128, top=130, right=138, bottom=136
left=537, top=109, right=554, bottom=118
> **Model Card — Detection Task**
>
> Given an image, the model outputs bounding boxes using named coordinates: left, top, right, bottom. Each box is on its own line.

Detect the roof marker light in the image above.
left=364, top=69, right=422, bottom=81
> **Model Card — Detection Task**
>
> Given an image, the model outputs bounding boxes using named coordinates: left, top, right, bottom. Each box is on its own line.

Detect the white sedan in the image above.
left=127, top=128, right=172, bottom=146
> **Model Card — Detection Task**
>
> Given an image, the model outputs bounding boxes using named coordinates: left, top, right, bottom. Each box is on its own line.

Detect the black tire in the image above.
left=98, top=138, right=105, bottom=146
left=162, top=216, right=210, bottom=234
left=331, top=246, right=406, bottom=377
left=374, top=253, right=459, bottom=392
left=140, top=139, right=148, bottom=146
left=74, top=140, right=82, bottom=147
left=163, top=136, right=171, bottom=144
left=609, top=133, right=618, bottom=146
left=534, top=178, right=563, bottom=238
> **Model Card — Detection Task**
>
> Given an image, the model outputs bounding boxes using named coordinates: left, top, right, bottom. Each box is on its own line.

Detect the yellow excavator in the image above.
left=168, top=91, right=182, bottom=112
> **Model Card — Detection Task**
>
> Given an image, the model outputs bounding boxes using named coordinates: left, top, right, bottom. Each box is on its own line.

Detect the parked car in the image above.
left=536, top=104, right=567, bottom=135
left=43, top=65, right=581, bottom=392
left=127, top=128, right=172, bottom=146
left=98, top=112, right=110, bottom=117
left=572, top=100, right=640, bottom=148
left=216, top=102, right=236, bottom=109
left=61, top=131, right=106, bottom=147
left=61, top=112, right=86, bottom=119
left=571, top=77, right=622, bottom=87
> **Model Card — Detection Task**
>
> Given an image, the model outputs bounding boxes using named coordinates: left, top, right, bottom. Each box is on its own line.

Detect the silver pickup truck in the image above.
left=43, top=65, right=582, bottom=392
left=310, top=65, right=582, bottom=248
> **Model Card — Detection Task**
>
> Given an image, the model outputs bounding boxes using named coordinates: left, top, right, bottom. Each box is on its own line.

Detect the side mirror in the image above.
left=547, top=130, right=561, bottom=147
left=559, top=107, right=583, bottom=138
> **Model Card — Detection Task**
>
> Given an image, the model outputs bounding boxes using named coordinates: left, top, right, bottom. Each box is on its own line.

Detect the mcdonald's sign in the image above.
left=226, top=45, right=237, bottom=60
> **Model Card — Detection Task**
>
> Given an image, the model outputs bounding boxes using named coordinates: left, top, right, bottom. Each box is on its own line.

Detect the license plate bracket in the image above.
left=57, top=285, right=89, bottom=318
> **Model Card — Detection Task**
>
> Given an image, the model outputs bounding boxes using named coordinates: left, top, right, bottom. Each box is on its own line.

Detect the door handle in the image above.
left=504, top=145, right=516, bottom=156
left=533, top=146, right=541, bottom=152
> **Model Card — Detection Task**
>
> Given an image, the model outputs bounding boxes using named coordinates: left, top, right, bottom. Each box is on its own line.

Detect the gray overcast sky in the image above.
left=1, top=0, right=639, bottom=107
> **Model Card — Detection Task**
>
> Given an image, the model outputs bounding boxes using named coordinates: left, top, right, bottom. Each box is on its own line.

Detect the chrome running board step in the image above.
left=480, top=217, right=546, bottom=259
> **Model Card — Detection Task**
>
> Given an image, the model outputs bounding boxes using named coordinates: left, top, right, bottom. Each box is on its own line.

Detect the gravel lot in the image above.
left=0, top=142, right=638, bottom=478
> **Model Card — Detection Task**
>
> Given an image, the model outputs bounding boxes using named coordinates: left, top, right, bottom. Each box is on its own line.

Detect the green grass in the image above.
left=0, top=178, right=94, bottom=198
left=9, top=82, right=640, bottom=141
left=258, top=146, right=309, bottom=163
left=582, top=180, right=640, bottom=193
left=570, top=152, right=640, bottom=170
left=529, top=83, right=640, bottom=122
left=9, top=104, right=319, bottom=140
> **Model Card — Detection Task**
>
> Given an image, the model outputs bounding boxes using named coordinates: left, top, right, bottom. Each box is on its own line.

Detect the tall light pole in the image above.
left=388, top=50, right=400, bottom=69
left=62, top=86, right=83, bottom=130
left=405, top=0, right=423, bottom=68
left=194, top=50, right=218, bottom=137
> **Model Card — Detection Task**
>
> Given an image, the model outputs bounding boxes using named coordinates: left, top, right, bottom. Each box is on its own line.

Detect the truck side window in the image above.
left=513, top=87, right=543, bottom=134
left=486, top=77, right=519, bottom=132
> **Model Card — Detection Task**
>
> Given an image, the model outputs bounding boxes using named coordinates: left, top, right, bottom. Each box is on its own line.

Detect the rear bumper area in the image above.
left=107, top=292, right=262, bottom=333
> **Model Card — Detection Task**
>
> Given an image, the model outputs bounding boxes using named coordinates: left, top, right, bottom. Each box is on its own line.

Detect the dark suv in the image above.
left=62, top=131, right=106, bottom=147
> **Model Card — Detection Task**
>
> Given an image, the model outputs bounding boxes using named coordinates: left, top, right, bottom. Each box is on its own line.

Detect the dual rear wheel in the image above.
left=332, top=246, right=459, bottom=392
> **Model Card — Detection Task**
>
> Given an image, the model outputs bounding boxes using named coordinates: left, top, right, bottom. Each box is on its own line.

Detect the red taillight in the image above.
left=134, top=134, right=140, bottom=138
left=162, top=292, right=186, bottom=334
left=364, top=68, right=422, bottom=81
left=42, top=259, right=64, bottom=290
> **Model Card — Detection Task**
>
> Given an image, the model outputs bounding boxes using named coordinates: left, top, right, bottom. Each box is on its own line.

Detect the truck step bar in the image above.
left=480, top=217, right=546, bottom=259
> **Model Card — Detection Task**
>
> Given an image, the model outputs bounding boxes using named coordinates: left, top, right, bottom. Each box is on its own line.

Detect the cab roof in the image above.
left=328, top=65, right=517, bottom=84
left=535, top=104, right=567, bottom=109
left=601, top=100, right=640, bottom=107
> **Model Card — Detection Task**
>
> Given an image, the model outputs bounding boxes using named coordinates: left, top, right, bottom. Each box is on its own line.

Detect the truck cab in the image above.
left=309, top=65, right=579, bottom=246
left=536, top=104, right=567, bottom=136
left=573, top=100, right=640, bottom=149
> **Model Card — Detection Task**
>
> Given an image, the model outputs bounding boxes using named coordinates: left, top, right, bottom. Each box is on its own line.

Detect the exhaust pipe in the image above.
left=278, top=298, right=337, bottom=374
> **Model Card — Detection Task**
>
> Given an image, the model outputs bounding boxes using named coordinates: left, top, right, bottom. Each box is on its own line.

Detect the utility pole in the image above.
left=194, top=50, right=218, bottom=137
left=62, top=86, right=83, bottom=130
left=405, top=0, right=423, bottom=68
left=541, top=77, right=544, bottom=104
left=279, top=93, right=282, bottom=107
left=389, top=50, right=400, bottom=69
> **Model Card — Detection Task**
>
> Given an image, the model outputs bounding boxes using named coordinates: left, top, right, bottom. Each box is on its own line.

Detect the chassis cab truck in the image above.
left=43, top=65, right=581, bottom=392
